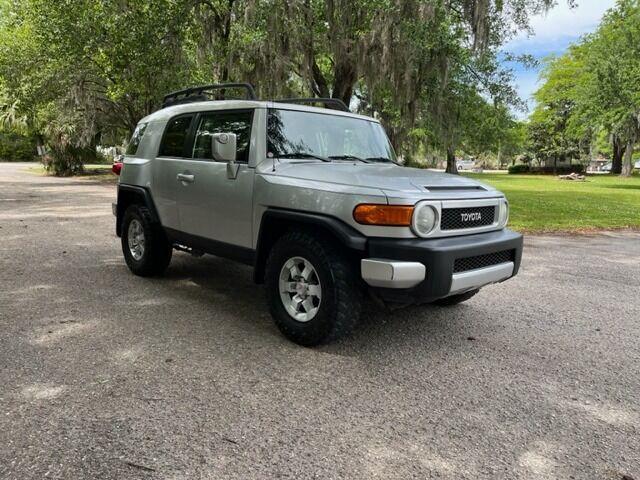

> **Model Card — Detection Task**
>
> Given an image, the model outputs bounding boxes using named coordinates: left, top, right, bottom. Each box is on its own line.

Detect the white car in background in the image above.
left=599, top=161, right=639, bottom=172
left=457, top=159, right=475, bottom=171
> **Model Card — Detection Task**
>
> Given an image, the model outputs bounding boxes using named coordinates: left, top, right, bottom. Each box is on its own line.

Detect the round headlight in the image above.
left=412, top=203, right=438, bottom=236
left=498, top=200, right=509, bottom=227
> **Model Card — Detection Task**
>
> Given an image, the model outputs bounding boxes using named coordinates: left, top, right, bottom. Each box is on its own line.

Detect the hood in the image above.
left=269, top=161, right=498, bottom=197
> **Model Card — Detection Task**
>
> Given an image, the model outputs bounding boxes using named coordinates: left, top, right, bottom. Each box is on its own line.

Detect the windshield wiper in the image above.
left=328, top=155, right=371, bottom=163
left=366, top=156, right=398, bottom=164
left=278, top=152, right=332, bottom=162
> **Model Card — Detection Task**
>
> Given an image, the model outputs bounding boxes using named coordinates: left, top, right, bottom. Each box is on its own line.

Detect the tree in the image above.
left=0, top=0, right=194, bottom=174
left=0, top=0, right=568, bottom=174
left=188, top=0, right=568, bottom=170
left=527, top=50, right=586, bottom=170
left=528, top=0, right=640, bottom=176
left=583, top=0, right=640, bottom=176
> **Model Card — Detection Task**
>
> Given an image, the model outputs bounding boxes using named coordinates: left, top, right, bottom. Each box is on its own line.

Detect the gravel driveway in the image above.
left=1, top=162, right=638, bottom=479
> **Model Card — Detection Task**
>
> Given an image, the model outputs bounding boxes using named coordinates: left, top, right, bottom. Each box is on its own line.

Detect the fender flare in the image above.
left=253, top=208, right=367, bottom=283
left=115, top=184, right=161, bottom=236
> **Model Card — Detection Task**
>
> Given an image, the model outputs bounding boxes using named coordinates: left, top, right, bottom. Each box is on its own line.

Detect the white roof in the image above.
left=140, top=100, right=379, bottom=124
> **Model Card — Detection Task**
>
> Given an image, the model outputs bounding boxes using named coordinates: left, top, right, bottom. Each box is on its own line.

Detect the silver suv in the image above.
left=113, top=83, right=523, bottom=346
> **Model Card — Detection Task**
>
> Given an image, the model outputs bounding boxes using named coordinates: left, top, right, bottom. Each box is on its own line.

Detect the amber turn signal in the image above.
left=353, top=204, right=414, bottom=226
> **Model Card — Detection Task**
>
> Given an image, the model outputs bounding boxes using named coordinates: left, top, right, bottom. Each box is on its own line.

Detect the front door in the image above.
left=176, top=109, right=255, bottom=249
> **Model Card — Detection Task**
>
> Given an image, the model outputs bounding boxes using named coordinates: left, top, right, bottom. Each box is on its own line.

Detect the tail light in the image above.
left=112, top=162, right=123, bottom=175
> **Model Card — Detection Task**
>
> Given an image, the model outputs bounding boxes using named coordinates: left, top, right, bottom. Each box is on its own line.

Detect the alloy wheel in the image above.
left=127, top=219, right=146, bottom=261
left=278, top=256, right=322, bottom=322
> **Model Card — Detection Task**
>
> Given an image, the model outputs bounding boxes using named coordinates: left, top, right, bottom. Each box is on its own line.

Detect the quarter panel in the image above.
left=151, top=157, right=185, bottom=229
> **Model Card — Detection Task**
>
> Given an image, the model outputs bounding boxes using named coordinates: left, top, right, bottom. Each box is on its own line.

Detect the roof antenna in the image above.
left=268, top=152, right=276, bottom=172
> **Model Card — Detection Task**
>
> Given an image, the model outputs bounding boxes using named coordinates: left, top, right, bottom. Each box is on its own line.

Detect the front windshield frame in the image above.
left=266, top=108, right=397, bottom=164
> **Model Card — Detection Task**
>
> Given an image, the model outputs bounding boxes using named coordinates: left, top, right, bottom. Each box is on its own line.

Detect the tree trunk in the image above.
left=445, top=146, right=458, bottom=174
left=331, top=59, right=357, bottom=108
left=310, top=59, right=330, bottom=98
left=35, top=134, right=45, bottom=150
left=611, top=135, right=625, bottom=174
left=621, top=140, right=634, bottom=177
left=219, top=2, right=233, bottom=83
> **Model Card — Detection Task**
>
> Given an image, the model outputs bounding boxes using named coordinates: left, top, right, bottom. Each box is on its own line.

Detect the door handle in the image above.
left=176, top=173, right=195, bottom=183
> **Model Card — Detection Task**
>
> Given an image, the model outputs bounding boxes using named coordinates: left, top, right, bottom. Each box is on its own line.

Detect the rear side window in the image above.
left=125, top=123, right=147, bottom=155
left=159, top=115, right=193, bottom=157
left=192, top=110, right=253, bottom=162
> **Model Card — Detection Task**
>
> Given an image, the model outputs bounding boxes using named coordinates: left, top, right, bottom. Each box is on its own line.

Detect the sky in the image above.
left=505, top=0, right=616, bottom=118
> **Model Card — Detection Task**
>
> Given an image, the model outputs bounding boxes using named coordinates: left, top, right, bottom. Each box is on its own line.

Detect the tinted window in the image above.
left=159, top=115, right=193, bottom=157
left=192, top=110, right=253, bottom=162
left=125, top=123, right=147, bottom=155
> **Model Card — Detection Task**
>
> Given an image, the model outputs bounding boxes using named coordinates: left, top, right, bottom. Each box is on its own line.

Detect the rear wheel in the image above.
left=265, top=230, right=362, bottom=346
left=121, top=205, right=172, bottom=277
left=433, top=289, right=479, bottom=306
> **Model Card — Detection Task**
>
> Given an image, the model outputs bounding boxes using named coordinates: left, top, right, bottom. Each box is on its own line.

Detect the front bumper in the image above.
left=361, top=228, right=523, bottom=304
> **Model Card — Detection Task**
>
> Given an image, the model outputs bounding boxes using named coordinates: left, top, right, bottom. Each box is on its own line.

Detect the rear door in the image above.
left=176, top=109, right=255, bottom=248
left=152, top=114, right=196, bottom=230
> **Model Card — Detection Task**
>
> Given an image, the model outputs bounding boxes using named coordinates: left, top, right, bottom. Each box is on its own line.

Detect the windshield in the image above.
left=267, top=108, right=396, bottom=163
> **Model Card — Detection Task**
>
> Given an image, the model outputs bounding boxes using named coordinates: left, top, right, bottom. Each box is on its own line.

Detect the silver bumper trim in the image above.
left=449, top=261, right=514, bottom=294
left=361, top=259, right=426, bottom=289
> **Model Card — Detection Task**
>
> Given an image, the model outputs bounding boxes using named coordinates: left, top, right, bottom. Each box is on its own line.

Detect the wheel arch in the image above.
left=116, top=184, right=161, bottom=237
left=253, top=208, right=367, bottom=284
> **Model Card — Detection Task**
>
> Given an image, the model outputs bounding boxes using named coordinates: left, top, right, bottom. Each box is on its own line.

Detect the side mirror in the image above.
left=211, top=132, right=239, bottom=179
left=211, top=132, right=237, bottom=162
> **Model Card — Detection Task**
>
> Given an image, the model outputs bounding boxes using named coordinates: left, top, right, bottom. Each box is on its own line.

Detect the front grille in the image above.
left=441, top=206, right=495, bottom=230
left=453, top=250, right=514, bottom=273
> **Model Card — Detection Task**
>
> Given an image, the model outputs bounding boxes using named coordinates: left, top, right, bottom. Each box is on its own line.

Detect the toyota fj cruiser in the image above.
left=113, top=83, right=523, bottom=346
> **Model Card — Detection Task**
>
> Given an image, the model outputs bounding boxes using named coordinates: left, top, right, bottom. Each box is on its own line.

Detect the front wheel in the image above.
left=121, top=205, right=172, bottom=277
left=265, top=231, right=362, bottom=346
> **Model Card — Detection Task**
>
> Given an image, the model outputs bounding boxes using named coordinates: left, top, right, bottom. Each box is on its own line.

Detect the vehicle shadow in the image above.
left=156, top=252, right=279, bottom=340
left=160, top=252, right=471, bottom=353
left=327, top=300, right=474, bottom=357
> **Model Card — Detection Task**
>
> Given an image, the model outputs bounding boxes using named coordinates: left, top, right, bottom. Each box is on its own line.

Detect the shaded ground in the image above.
left=1, top=162, right=639, bottom=479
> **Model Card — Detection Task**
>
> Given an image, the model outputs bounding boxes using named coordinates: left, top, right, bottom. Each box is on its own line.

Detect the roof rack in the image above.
left=162, top=83, right=257, bottom=108
left=273, top=98, right=349, bottom=112
left=160, top=83, right=351, bottom=112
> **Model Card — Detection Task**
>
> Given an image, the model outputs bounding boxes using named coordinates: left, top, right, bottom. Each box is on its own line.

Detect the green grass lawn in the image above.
left=466, top=173, right=640, bottom=233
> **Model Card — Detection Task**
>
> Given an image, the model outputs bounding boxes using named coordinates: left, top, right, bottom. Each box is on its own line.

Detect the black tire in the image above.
left=121, top=205, right=172, bottom=277
left=265, top=230, right=362, bottom=346
left=433, top=289, right=479, bottom=306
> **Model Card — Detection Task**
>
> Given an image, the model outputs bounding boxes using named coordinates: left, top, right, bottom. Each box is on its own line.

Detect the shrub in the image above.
left=42, top=143, right=97, bottom=176
left=0, top=132, right=36, bottom=162
left=508, top=164, right=530, bottom=174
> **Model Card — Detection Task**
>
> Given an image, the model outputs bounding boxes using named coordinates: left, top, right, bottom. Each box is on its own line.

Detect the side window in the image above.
left=125, top=123, right=147, bottom=155
left=159, top=115, right=193, bottom=157
left=192, top=110, right=253, bottom=162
